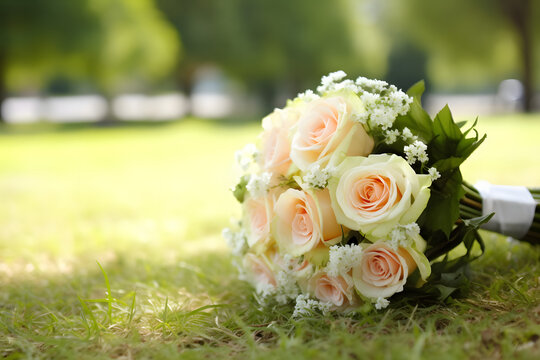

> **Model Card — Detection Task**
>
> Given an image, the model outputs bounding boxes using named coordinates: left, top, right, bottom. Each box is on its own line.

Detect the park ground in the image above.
left=0, top=114, right=539, bottom=359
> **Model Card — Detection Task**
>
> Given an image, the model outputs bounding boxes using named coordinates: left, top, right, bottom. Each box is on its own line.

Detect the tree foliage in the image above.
left=157, top=0, right=390, bottom=97
left=0, top=0, right=180, bottom=104
left=386, top=0, right=539, bottom=110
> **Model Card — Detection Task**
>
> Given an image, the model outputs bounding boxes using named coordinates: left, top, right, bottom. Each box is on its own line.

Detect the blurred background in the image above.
left=0, top=0, right=539, bottom=271
left=1, top=0, right=539, bottom=123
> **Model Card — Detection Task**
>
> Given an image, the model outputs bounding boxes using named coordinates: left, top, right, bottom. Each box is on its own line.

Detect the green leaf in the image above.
left=406, top=80, right=425, bottom=101
left=425, top=213, right=492, bottom=261
left=433, top=284, right=459, bottom=301
left=433, top=105, right=462, bottom=143
left=455, top=120, right=468, bottom=128
left=232, top=175, right=249, bottom=203
left=456, top=133, right=486, bottom=161
left=462, top=117, right=479, bottom=136
left=420, top=170, right=464, bottom=238
left=432, top=157, right=466, bottom=172
left=394, top=100, right=434, bottom=141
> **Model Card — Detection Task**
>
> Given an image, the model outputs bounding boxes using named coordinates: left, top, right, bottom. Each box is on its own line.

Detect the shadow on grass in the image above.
left=0, top=251, right=257, bottom=358
left=1, top=237, right=539, bottom=358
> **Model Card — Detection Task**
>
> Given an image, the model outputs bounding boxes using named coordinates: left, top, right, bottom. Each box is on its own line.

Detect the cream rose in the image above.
left=243, top=253, right=277, bottom=289
left=259, top=106, right=302, bottom=177
left=290, top=90, right=374, bottom=172
left=243, top=189, right=282, bottom=253
left=352, top=242, right=425, bottom=299
left=309, top=271, right=355, bottom=307
left=328, top=154, right=431, bottom=239
left=274, top=188, right=342, bottom=257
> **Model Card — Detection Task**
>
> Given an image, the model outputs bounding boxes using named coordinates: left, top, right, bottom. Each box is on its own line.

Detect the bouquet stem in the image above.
left=460, top=182, right=540, bottom=245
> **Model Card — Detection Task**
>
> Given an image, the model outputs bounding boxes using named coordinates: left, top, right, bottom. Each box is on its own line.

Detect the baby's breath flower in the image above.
left=401, top=127, right=417, bottom=141
left=384, top=129, right=401, bottom=145
left=359, top=92, right=380, bottom=107
left=317, top=71, right=348, bottom=93
left=326, top=244, right=363, bottom=277
left=274, top=270, right=300, bottom=304
left=417, top=152, right=429, bottom=163
left=354, top=79, right=412, bottom=131
left=355, top=77, right=388, bottom=93
left=293, top=294, right=332, bottom=317
left=404, top=140, right=428, bottom=165
left=369, top=106, right=395, bottom=130
left=246, top=172, right=272, bottom=198
left=428, top=167, right=441, bottom=181
left=388, top=223, right=420, bottom=249
left=297, top=89, right=320, bottom=101
left=388, top=90, right=413, bottom=114
left=222, top=227, right=247, bottom=256
left=374, top=297, right=390, bottom=310
left=235, top=143, right=259, bottom=171
left=254, top=282, right=279, bottom=307
left=332, top=79, right=359, bottom=93
left=303, top=164, right=336, bottom=189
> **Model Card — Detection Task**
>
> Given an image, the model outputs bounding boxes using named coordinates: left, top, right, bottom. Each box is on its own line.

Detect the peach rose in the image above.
left=243, top=189, right=282, bottom=252
left=243, top=253, right=277, bottom=289
left=274, top=188, right=342, bottom=257
left=328, top=154, right=431, bottom=239
left=352, top=242, right=417, bottom=299
left=290, top=90, right=374, bottom=172
left=259, top=106, right=302, bottom=177
left=309, top=271, right=354, bottom=307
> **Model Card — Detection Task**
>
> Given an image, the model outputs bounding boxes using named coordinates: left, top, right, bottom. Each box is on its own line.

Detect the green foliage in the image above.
left=0, top=0, right=180, bottom=93
left=86, top=0, right=181, bottom=92
left=387, top=0, right=540, bottom=89
left=156, top=0, right=389, bottom=93
left=233, top=175, right=249, bottom=203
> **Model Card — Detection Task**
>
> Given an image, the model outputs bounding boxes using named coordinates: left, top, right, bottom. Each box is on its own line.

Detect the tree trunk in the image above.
left=0, top=50, right=6, bottom=123
left=502, top=0, right=534, bottom=112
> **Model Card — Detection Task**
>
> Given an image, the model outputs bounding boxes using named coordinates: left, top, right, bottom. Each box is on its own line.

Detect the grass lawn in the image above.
left=0, top=114, right=539, bottom=359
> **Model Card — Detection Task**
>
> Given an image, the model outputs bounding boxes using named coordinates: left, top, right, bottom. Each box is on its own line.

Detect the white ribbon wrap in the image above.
left=475, top=181, right=536, bottom=239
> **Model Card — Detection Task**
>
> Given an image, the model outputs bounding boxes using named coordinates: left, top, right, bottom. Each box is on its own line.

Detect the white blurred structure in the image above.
left=2, top=97, right=42, bottom=123
left=2, top=93, right=189, bottom=123
left=2, top=79, right=536, bottom=124
left=113, top=93, right=189, bottom=121
left=424, top=79, right=532, bottom=118
left=190, top=66, right=236, bottom=118
left=191, top=93, right=234, bottom=118
left=424, top=94, right=497, bottom=118
left=43, top=95, right=108, bottom=123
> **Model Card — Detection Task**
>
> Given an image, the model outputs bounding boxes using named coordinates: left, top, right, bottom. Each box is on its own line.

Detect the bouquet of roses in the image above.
left=223, top=71, right=539, bottom=314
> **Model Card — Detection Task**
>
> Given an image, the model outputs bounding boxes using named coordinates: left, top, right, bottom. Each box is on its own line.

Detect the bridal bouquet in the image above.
left=223, top=71, right=539, bottom=314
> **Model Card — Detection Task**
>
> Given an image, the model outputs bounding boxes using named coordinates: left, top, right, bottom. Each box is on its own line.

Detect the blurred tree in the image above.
left=0, top=0, right=180, bottom=121
left=85, top=0, right=180, bottom=96
left=84, top=0, right=181, bottom=121
left=0, top=0, right=99, bottom=121
left=157, top=0, right=390, bottom=110
left=388, top=0, right=539, bottom=111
